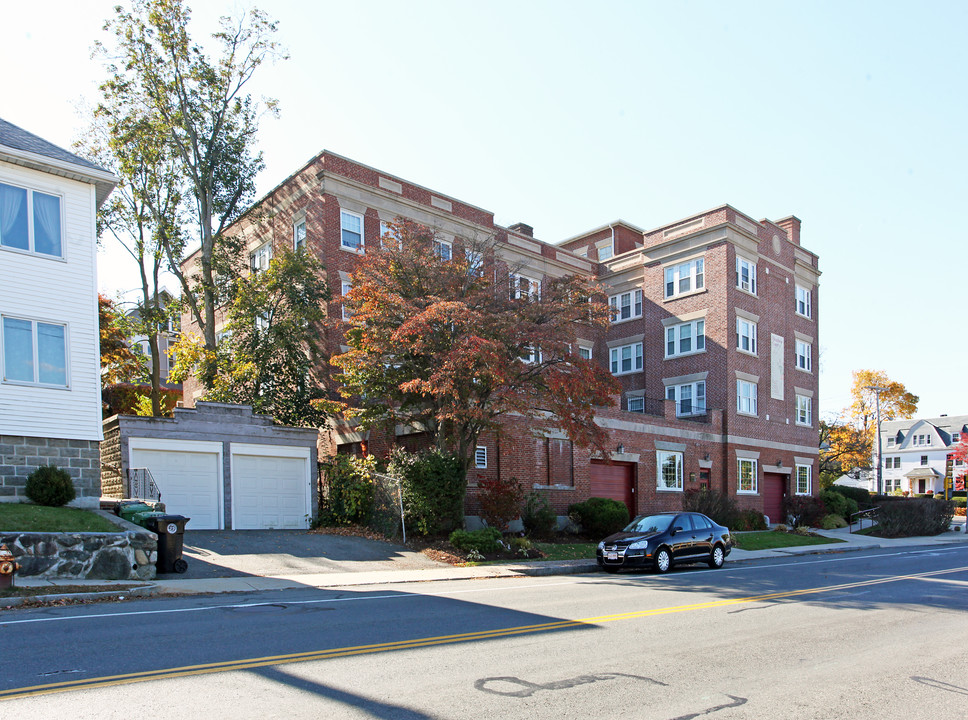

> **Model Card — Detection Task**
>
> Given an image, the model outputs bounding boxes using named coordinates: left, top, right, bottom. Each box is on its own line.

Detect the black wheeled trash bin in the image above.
left=145, top=515, right=191, bottom=573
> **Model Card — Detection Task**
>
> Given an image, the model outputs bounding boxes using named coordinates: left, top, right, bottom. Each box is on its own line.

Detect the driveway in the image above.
left=169, top=530, right=446, bottom=579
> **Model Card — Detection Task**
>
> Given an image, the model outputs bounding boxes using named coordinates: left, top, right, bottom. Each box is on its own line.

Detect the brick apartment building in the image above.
left=181, top=151, right=821, bottom=524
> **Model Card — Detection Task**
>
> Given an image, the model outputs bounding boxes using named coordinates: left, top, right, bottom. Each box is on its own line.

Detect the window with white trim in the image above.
left=293, top=219, right=306, bottom=251
left=796, top=464, right=811, bottom=495
left=520, top=346, right=542, bottom=364
left=796, top=285, right=812, bottom=318
left=795, top=340, right=812, bottom=371
left=475, top=446, right=487, bottom=469
left=920, top=455, right=928, bottom=466
left=465, top=248, right=483, bottom=276
left=610, top=342, right=643, bottom=375
left=250, top=242, right=272, bottom=273
left=887, top=437, right=895, bottom=447
left=627, top=396, right=645, bottom=413
left=433, top=237, right=452, bottom=261
left=796, top=395, right=812, bottom=426
left=952, top=432, right=961, bottom=444
left=598, top=243, right=613, bottom=261
left=1, top=316, right=67, bottom=386
left=341, top=280, right=353, bottom=320
left=609, top=289, right=642, bottom=322
left=578, top=346, right=592, bottom=360
left=255, top=313, right=270, bottom=332
left=657, top=451, right=683, bottom=491
left=340, top=210, right=364, bottom=251
left=0, top=182, right=62, bottom=258
left=379, top=220, right=400, bottom=248
left=510, top=273, right=540, bottom=300
left=666, top=319, right=705, bottom=357
left=736, top=317, right=757, bottom=354
left=666, top=381, right=706, bottom=417
left=738, top=458, right=757, bottom=493
left=664, top=258, right=704, bottom=298
left=737, top=379, right=757, bottom=415
left=736, top=256, right=757, bottom=294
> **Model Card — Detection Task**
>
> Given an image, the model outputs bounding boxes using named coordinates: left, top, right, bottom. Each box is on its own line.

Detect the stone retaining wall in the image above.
left=0, top=510, right=157, bottom=581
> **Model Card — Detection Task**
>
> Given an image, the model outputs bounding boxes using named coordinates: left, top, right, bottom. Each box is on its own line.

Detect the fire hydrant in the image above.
left=0, top=544, right=20, bottom=590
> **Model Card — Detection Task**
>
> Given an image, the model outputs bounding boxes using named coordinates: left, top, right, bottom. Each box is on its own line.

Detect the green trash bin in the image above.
left=131, top=510, right=166, bottom=528
left=118, top=502, right=155, bottom=524
left=144, top=515, right=190, bottom=574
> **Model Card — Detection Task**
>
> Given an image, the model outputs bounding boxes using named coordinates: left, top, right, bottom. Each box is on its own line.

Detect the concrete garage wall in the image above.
left=101, top=402, right=319, bottom=529
left=1, top=511, right=157, bottom=580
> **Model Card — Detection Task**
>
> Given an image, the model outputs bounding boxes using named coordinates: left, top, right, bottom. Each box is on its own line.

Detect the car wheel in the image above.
left=708, top=545, right=725, bottom=569
left=654, top=548, right=672, bottom=574
left=603, top=566, right=620, bottom=574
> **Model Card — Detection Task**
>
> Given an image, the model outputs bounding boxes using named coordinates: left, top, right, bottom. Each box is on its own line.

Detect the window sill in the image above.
left=665, top=349, right=706, bottom=361
left=795, top=312, right=813, bottom=321
left=339, top=244, right=365, bottom=255
left=735, top=287, right=758, bottom=299
left=610, top=316, right=642, bottom=326
left=736, top=348, right=758, bottom=358
left=795, top=421, right=812, bottom=428
left=532, top=484, right=575, bottom=491
left=2, top=379, right=71, bottom=391
left=663, top=287, right=707, bottom=303
left=737, top=490, right=758, bottom=496
left=795, top=366, right=813, bottom=374
left=657, top=487, right=684, bottom=493
left=611, top=370, right=644, bottom=377
left=737, top=410, right=758, bottom=418
left=0, top=244, right=67, bottom=262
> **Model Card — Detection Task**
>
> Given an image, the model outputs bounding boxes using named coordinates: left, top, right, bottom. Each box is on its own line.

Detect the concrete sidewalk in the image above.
left=9, top=520, right=967, bottom=602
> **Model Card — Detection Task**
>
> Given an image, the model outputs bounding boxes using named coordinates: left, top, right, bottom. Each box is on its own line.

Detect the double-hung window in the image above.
left=250, top=242, right=272, bottom=273
left=796, top=285, right=812, bottom=318
left=510, top=274, right=540, bottom=300
left=657, top=451, right=683, bottom=491
left=610, top=342, right=643, bottom=375
left=795, top=340, right=812, bottom=371
left=737, top=458, right=758, bottom=493
left=666, top=381, right=706, bottom=416
left=340, top=210, right=363, bottom=251
left=666, top=320, right=704, bottom=357
left=293, top=219, right=306, bottom=251
left=627, top=395, right=645, bottom=413
left=664, top=258, right=704, bottom=298
left=796, top=395, right=812, bottom=426
left=736, top=317, right=757, bottom=354
left=578, top=346, right=593, bottom=360
left=341, top=280, right=353, bottom=320
left=1, top=316, right=67, bottom=387
left=433, top=237, right=452, bottom=261
left=379, top=220, right=400, bottom=248
left=796, top=464, right=811, bottom=495
left=0, top=182, right=62, bottom=258
left=609, top=289, right=642, bottom=322
left=737, top=379, right=757, bottom=415
left=736, top=256, right=757, bottom=294
left=465, top=248, right=483, bottom=276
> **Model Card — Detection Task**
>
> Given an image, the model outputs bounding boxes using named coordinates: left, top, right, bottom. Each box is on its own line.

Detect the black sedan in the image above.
left=596, top=511, right=732, bottom=573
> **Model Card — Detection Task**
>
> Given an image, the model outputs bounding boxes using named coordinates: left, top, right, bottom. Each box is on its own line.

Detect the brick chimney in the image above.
left=776, top=216, right=801, bottom=245
left=509, top=222, right=533, bottom=238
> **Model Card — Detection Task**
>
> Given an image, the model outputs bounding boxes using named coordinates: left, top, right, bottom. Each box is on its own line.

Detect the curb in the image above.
left=0, top=584, right=156, bottom=608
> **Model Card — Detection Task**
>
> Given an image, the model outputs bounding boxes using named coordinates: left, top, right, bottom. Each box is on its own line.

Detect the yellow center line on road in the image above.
left=4, top=564, right=967, bottom=701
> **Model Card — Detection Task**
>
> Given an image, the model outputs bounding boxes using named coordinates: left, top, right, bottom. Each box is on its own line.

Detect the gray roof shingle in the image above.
left=0, top=116, right=108, bottom=174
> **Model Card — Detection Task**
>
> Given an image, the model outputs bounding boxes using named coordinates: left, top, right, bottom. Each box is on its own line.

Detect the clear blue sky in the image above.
left=5, top=1, right=966, bottom=419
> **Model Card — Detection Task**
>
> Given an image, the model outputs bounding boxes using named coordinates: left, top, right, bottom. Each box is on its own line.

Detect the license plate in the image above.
left=607, top=552, right=618, bottom=561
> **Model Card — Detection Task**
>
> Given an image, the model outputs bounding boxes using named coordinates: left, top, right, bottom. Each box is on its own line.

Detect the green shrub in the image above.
left=821, top=514, right=848, bottom=529
left=449, top=527, right=503, bottom=555
left=477, top=476, right=526, bottom=531
left=733, top=508, right=768, bottom=531
left=827, top=485, right=872, bottom=508
left=820, top=488, right=859, bottom=521
left=317, top=454, right=374, bottom=526
left=950, top=497, right=967, bottom=508
left=388, top=448, right=464, bottom=536
left=784, top=495, right=826, bottom=528
left=522, top=492, right=557, bottom=539
left=568, top=497, right=629, bottom=537
left=25, top=465, right=76, bottom=507
left=682, top=489, right=739, bottom=527
left=875, top=498, right=954, bottom=537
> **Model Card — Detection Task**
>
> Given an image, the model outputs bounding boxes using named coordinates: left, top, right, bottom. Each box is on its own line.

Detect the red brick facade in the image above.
left=181, top=152, right=820, bottom=523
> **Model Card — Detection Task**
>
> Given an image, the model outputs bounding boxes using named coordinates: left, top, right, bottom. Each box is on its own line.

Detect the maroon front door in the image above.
left=763, top=473, right=786, bottom=525
left=589, top=461, right=635, bottom=517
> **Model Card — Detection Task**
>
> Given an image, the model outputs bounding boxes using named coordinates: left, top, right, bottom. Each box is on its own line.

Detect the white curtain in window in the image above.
left=33, top=191, right=61, bottom=256
left=2, top=317, right=34, bottom=381
left=0, top=183, right=28, bottom=250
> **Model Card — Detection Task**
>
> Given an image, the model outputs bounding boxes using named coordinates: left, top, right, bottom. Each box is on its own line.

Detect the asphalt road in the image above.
left=3, top=546, right=968, bottom=719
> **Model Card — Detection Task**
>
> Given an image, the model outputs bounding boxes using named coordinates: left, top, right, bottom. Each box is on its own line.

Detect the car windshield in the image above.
left=623, top=514, right=674, bottom=534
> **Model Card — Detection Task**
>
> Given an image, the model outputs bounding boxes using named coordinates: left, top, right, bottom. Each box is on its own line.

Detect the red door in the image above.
left=763, top=473, right=786, bottom=525
left=589, top=461, right=635, bottom=518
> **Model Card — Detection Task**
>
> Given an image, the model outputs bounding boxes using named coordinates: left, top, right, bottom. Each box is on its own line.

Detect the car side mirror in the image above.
left=673, top=526, right=683, bottom=534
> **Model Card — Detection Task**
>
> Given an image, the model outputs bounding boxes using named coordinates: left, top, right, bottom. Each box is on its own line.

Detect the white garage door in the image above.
left=231, top=445, right=311, bottom=529
left=129, top=443, right=221, bottom=529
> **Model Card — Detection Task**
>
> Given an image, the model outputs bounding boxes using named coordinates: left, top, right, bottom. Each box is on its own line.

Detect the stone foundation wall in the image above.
left=0, top=511, right=156, bottom=581
left=0, top=435, right=101, bottom=508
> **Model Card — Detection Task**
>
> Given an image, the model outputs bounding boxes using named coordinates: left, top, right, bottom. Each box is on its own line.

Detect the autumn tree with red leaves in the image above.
left=952, top=437, right=968, bottom=490
left=331, top=221, right=619, bottom=507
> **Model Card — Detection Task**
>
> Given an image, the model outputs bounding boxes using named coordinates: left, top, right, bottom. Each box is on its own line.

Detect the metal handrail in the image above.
left=126, top=467, right=162, bottom=503
left=850, top=506, right=879, bottom=533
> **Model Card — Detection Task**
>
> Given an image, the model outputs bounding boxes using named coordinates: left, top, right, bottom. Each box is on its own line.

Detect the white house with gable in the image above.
left=878, top=414, right=968, bottom=495
left=0, top=117, right=116, bottom=506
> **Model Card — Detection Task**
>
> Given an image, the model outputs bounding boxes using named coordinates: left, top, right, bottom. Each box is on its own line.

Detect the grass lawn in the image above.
left=535, top=542, right=597, bottom=561
left=0, top=504, right=119, bottom=533
left=732, top=531, right=845, bottom=551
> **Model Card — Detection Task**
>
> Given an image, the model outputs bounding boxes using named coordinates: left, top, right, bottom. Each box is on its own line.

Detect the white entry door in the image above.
left=230, top=444, right=311, bottom=529
left=129, top=439, right=222, bottom=529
